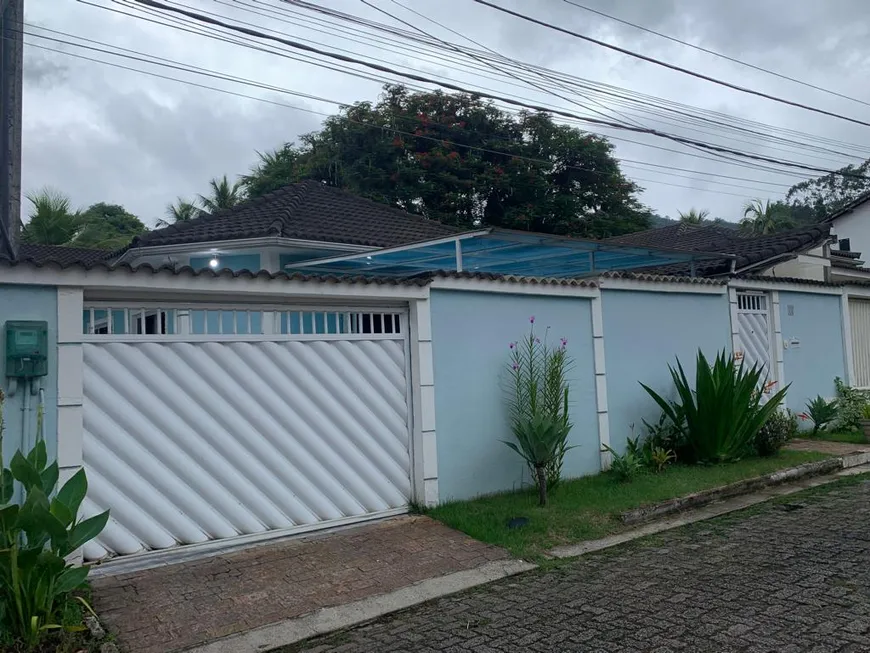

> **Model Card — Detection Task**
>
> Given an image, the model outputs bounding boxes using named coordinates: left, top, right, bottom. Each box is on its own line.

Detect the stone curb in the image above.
left=548, top=462, right=870, bottom=559
left=183, top=559, right=536, bottom=653
left=619, top=457, right=844, bottom=526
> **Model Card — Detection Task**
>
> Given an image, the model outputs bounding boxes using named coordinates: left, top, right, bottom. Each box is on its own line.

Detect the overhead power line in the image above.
left=106, top=0, right=870, bottom=165
left=562, top=0, right=870, bottom=109
left=115, top=0, right=870, bottom=179
left=18, top=28, right=792, bottom=200
left=85, top=0, right=818, bottom=180
left=471, top=0, right=870, bottom=129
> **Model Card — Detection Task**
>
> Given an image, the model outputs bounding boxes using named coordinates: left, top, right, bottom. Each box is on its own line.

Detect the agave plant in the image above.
left=804, top=395, right=837, bottom=435
left=641, top=350, right=789, bottom=464
left=503, top=413, right=573, bottom=506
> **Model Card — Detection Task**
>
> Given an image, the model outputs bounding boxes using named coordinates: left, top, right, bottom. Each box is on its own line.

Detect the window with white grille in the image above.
left=82, top=305, right=403, bottom=339
left=737, top=293, right=768, bottom=312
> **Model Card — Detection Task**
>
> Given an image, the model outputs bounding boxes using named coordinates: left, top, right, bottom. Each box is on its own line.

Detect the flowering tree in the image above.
left=503, top=317, right=574, bottom=506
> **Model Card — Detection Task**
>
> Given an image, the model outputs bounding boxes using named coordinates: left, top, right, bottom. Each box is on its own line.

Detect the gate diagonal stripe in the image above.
left=86, top=344, right=295, bottom=530
left=82, top=338, right=412, bottom=561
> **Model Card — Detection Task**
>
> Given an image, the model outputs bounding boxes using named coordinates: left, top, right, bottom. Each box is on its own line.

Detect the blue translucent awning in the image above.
left=287, top=229, right=733, bottom=278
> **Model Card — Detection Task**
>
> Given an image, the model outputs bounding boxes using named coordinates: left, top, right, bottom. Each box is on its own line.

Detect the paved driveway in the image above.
left=91, top=516, right=509, bottom=653
left=292, top=478, right=870, bottom=653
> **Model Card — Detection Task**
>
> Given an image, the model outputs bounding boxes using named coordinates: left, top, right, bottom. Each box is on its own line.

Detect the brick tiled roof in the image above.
left=606, top=222, right=747, bottom=251
left=16, top=244, right=113, bottom=266
left=129, top=180, right=460, bottom=250
left=620, top=223, right=832, bottom=277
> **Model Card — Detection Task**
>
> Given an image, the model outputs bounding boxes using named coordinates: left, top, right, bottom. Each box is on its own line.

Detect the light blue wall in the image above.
left=602, top=290, right=732, bottom=453
left=189, top=253, right=261, bottom=271
left=0, top=285, right=58, bottom=465
left=779, top=291, right=846, bottom=412
left=430, top=290, right=598, bottom=501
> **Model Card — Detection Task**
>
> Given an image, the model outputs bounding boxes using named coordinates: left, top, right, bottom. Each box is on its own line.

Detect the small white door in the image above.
left=735, top=291, right=775, bottom=390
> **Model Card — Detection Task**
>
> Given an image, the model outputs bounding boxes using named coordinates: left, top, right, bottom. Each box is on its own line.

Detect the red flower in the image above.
left=798, top=413, right=810, bottom=421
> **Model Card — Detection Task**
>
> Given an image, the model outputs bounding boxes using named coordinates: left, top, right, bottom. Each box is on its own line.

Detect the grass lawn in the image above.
left=805, top=431, right=868, bottom=444
left=428, top=450, right=829, bottom=560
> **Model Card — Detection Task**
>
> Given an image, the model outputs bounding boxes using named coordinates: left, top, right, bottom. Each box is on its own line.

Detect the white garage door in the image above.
left=850, top=298, right=870, bottom=388
left=79, top=304, right=411, bottom=561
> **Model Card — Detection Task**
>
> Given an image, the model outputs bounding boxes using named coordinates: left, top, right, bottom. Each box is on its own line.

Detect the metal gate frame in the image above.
left=80, top=300, right=417, bottom=568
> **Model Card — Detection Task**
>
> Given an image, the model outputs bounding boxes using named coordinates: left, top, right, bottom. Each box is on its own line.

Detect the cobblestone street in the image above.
left=293, top=479, right=870, bottom=653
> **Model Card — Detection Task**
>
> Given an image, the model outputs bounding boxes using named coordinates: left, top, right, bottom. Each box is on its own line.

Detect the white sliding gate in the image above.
left=80, top=304, right=412, bottom=561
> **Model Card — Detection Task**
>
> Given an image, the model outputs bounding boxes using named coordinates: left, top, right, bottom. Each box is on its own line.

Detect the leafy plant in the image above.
left=804, top=396, right=838, bottom=435
left=649, top=446, right=676, bottom=472
left=0, top=393, right=109, bottom=650
left=755, top=410, right=798, bottom=457
left=601, top=444, right=643, bottom=483
left=503, top=414, right=573, bottom=506
left=833, top=377, right=870, bottom=431
left=863, top=405, right=870, bottom=420
left=505, top=318, right=574, bottom=505
left=642, top=350, right=789, bottom=464
left=642, top=410, right=686, bottom=457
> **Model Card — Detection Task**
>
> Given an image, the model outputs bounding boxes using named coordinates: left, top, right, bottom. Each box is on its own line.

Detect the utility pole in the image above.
left=0, top=0, right=23, bottom=259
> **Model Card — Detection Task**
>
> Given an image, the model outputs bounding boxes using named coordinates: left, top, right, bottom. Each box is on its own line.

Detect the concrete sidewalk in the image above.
left=91, top=516, right=514, bottom=653
left=787, top=437, right=870, bottom=456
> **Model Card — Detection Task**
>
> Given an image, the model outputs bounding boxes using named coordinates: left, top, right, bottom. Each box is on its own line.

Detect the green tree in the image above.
left=157, top=197, right=200, bottom=227
left=677, top=208, right=710, bottom=224
left=73, top=202, right=147, bottom=249
left=786, top=160, right=870, bottom=221
left=241, top=145, right=306, bottom=199
left=21, top=188, right=82, bottom=245
left=241, top=85, right=651, bottom=237
left=198, top=175, right=244, bottom=213
left=739, top=199, right=794, bottom=235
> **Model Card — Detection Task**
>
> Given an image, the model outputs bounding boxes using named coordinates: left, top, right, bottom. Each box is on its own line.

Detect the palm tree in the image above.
left=197, top=175, right=244, bottom=213
left=21, top=187, right=82, bottom=245
left=157, top=198, right=200, bottom=228
left=739, top=199, right=793, bottom=235
left=677, top=208, right=710, bottom=224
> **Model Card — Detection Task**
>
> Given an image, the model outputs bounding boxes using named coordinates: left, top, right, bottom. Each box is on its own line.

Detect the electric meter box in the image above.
left=5, top=321, right=49, bottom=378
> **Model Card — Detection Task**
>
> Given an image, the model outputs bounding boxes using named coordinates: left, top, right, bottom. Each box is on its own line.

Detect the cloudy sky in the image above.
left=22, top=0, right=870, bottom=227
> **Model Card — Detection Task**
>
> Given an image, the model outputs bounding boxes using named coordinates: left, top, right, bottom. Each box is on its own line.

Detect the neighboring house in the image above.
left=819, top=192, right=870, bottom=283
left=2, top=180, right=867, bottom=568
left=607, top=221, right=833, bottom=280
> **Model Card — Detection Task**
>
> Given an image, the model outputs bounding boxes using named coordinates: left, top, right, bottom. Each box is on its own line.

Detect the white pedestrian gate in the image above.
left=734, top=291, right=775, bottom=386
left=79, top=304, right=412, bottom=561
left=850, top=298, right=870, bottom=388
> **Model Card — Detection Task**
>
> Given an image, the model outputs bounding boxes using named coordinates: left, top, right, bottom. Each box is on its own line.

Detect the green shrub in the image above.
left=642, top=350, right=789, bottom=464
left=755, top=410, right=798, bottom=456
left=803, top=396, right=837, bottom=434
left=642, top=410, right=686, bottom=455
left=0, top=393, right=109, bottom=650
left=833, top=377, right=870, bottom=431
left=601, top=444, right=643, bottom=482
left=505, top=319, right=574, bottom=505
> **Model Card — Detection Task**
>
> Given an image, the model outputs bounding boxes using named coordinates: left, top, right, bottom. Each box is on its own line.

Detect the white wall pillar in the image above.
left=57, top=288, right=84, bottom=565
left=590, top=292, right=610, bottom=470
left=770, top=290, right=785, bottom=389
left=842, top=290, right=855, bottom=386
left=728, top=287, right=740, bottom=357
left=56, top=288, right=83, bottom=479
left=408, top=297, right=438, bottom=506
